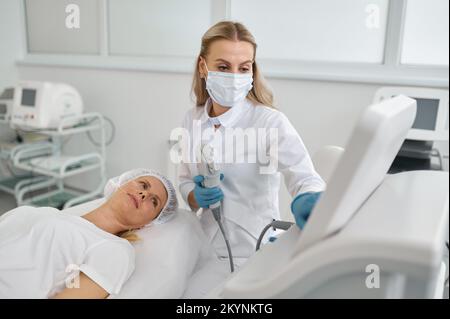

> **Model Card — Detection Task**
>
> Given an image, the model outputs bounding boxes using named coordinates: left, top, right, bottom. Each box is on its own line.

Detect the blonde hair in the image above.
left=192, top=21, right=274, bottom=108
left=119, top=230, right=140, bottom=243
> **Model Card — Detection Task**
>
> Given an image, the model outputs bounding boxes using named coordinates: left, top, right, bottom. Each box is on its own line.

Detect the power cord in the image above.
left=431, top=148, right=444, bottom=171
left=211, top=206, right=234, bottom=273
left=86, top=115, right=115, bottom=147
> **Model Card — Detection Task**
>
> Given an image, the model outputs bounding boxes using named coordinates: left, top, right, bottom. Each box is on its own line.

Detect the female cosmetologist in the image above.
left=178, top=21, right=326, bottom=267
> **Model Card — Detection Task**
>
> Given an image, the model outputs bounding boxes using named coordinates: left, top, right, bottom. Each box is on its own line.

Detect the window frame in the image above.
left=17, top=0, right=449, bottom=88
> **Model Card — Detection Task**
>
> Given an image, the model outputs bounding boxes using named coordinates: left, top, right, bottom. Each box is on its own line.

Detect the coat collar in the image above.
left=200, top=98, right=250, bottom=128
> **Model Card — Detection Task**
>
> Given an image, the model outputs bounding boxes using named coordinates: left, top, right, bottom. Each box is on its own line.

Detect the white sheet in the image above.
left=182, top=257, right=232, bottom=299
left=182, top=254, right=252, bottom=299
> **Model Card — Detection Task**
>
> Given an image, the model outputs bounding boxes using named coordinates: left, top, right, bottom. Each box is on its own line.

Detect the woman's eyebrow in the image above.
left=239, top=60, right=253, bottom=65
left=214, top=58, right=253, bottom=65
left=141, top=180, right=152, bottom=188
left=215, top=58, right=231, bottom=64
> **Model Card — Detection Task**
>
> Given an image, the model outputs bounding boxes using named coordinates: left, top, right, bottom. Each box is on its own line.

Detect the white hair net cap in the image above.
left=104, top=168, right=178, bottom=225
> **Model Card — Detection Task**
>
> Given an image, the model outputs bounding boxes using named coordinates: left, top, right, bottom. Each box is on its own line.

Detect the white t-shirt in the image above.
left=0, top=206, right=135, bottom=298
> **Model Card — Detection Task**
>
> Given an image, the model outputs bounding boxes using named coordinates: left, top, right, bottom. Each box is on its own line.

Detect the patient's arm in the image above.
left=52, top=272, right=109, bottom=299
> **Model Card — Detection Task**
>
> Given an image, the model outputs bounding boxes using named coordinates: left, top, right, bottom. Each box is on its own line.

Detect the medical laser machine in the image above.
left=11, top=81, right=83, bottom=130
left=206, top=95, right=449, bottom=298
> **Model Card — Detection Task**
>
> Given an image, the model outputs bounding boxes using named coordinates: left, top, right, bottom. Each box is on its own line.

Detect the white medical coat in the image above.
left=178, top=98, right=325, bottom=260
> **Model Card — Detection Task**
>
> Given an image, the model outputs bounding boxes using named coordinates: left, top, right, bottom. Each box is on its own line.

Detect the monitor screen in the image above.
left=21, top=89, right=37, bottom=107
left=411, top=97, right=439, bottom=130
left=391, top=95, right=439, bottom=131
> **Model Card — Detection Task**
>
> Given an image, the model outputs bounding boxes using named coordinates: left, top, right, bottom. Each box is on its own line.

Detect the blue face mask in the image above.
left=204, top=63, right=253, bottom=107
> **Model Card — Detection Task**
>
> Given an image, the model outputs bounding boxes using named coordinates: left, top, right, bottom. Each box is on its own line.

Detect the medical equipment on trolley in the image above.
left=11, top=81, right=83, bottom=130
left=0, top=100, right=54, bottom=203
left=0, top=93, right=107, bottom=209
left=200, top=143, right=235, bottom=273
left=374, top=87, right=449, bottom=173
left=204, top=95, right=449, bottom=298
left=0, top=87, right=14, bottom=123
left=0, top=81, right=110, bottom=210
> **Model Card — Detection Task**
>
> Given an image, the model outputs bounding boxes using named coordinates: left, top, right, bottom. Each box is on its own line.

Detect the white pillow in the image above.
left=62, top=199, right=209, bottom=298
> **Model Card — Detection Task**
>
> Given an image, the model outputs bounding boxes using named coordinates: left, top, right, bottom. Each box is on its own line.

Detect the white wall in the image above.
left=0, top=0, right=22, bottom=89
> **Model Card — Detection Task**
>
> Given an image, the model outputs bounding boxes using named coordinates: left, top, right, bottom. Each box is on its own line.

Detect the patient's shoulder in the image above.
left=0, top=206, right=60, bottom=227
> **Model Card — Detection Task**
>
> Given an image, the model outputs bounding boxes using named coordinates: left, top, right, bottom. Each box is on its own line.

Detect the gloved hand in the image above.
left=193, top=174, right=224, bottom=209
left=291, top=192, right=323, bottom=229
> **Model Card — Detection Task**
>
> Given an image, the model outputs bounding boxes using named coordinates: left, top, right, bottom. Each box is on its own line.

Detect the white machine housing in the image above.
left=11, top=81, right=83, bottom=129
left=296, top=95, right=417, bottom=253
left=207, top=95, right=449, bottom=298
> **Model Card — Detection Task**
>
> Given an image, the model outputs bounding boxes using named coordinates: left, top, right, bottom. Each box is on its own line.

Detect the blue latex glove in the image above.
left=193, top=174, right=224, bottom=209
left=291, top=192, right=323, bottom=229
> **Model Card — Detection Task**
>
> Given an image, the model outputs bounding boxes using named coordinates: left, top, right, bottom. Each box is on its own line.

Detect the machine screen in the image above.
left=411, top=98, right=439, bottom=130
left=21, top=89, right=36, bottom=107
left=0, top=104, right=6, bottom=114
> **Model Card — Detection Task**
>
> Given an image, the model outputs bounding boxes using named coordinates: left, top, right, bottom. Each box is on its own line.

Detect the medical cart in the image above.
left=1, top=113, right=107, bottom=209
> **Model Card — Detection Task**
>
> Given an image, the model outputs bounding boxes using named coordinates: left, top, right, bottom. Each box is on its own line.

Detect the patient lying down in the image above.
left=0, top=169, right=178, bottom=299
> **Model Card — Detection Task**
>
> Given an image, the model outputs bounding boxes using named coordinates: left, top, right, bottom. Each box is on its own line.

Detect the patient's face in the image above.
left=109, top=176, right=168, bottom=228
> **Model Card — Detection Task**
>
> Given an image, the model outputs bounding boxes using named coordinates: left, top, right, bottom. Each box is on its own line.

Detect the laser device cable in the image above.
left=211, top=205, right=234, bottom=273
